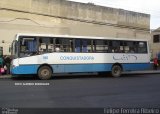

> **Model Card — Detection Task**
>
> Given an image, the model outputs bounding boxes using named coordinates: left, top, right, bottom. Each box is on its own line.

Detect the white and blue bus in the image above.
left=11, top=33, right=151, bottom=79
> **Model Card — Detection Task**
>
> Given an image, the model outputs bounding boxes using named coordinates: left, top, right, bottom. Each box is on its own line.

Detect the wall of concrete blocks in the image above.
left=0, top=0, right=151, bottom=55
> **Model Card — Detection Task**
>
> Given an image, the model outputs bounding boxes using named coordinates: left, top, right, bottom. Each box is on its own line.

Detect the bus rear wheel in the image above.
left=38, top=66, right=52, bottom=80
left=111, top=65, right=122, bottom=77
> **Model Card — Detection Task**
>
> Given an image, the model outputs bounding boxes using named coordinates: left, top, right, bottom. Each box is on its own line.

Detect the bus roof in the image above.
left=16, top=33, right=149, bottom=41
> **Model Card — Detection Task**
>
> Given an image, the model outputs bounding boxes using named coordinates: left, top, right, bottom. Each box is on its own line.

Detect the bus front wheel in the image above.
left=111, top=65, right=122, bottom=77
left=38, top=66, right=52, bottom=80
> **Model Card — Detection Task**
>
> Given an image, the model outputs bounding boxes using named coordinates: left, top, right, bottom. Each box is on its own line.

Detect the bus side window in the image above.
left=62, top=39, right=71, bottom=52
left=137, top=42, right=147, bottom=53
left=39, top=37, right=54, bottom=53
left=55, top=38, right=73, bottom=52
left=124, top=41, right=130, bottom=53
left=94, top=40, right=108, bottom=53
left=28, top=40, right=37, bottom=52
left=70, top=39, right=74, bottom=52
left=39, top=43, right=46, bottom=52
left=75, top=39, right=81, bottom=52
left=48, top=44, right=54, bottom=52
left=87, top=40, right=92, bottom=52
left=108, top=40, right=112, bottom=53
left=119, top=41, right=124, bottom=53
left=112, top=40, right=120, bottom=53
left=39, top=38, right=47, bottom=53
left=48, top=38, right=54, bottom=53
left=82, top=40, right=87, bottom=52
left=55, top=39, right=61, bottom=52
left=123, top=41, right=137, bottom=53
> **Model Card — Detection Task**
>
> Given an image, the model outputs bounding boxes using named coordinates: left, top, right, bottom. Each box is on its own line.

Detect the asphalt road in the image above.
left=0, top=73, right=160, bottom=113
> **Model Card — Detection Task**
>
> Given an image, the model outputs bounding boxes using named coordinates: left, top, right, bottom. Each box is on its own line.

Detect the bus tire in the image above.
left=111, top=65, right=122, bottom=77
left=38, top=66, right=52, bottom=80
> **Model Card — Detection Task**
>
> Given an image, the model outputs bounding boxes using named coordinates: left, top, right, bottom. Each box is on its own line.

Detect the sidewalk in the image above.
left=0, top=74, right=11, bottom=79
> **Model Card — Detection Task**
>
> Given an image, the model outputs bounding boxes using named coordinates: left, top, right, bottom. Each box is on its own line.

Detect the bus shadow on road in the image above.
left=10, top=73, right=150, bottom=80
left=11, top=75, right=39, bottom=80
left=11, top=73, right=108, bottom=80
left=121, top=74, right=148, bottom=78
left=52, top=73, right=148, bottom=80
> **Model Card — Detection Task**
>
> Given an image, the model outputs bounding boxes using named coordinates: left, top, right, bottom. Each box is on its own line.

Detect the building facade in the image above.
left=151, top=28, right=160, bottom=59
left=0, top=0, right=150, bottom=55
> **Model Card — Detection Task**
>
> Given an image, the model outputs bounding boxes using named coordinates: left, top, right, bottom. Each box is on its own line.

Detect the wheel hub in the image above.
left=42, top=69, right=49, bottom=76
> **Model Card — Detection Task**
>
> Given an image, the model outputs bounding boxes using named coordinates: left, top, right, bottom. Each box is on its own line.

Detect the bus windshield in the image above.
left=19, top=37, right=37, bottom=57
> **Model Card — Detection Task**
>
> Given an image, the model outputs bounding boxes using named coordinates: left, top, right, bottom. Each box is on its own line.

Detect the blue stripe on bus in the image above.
left=11, top=65, right=39, bottom=74
left=123, top=63, right=151, bottom=71
left=11, top=63, right=151, bottom=75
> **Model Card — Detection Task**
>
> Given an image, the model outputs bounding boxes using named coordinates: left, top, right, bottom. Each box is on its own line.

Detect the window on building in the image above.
left=153, top=35, right=160, bottom=43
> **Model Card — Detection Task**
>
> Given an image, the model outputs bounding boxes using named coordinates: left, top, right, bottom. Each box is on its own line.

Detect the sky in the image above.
left=68, top=0, right=160, bottom=30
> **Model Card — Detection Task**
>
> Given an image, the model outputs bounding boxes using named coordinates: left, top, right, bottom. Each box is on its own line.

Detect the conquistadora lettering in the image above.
left=60, top=56, right=94, bottom=60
